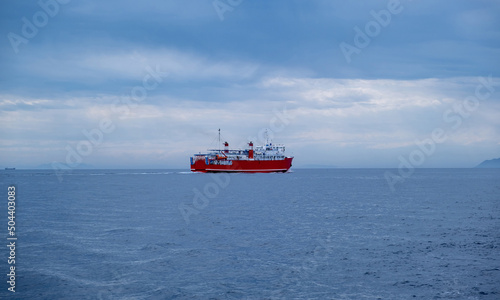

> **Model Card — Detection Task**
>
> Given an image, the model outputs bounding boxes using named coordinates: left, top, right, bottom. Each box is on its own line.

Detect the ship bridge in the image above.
left=253, top=143, right=286, bottom=160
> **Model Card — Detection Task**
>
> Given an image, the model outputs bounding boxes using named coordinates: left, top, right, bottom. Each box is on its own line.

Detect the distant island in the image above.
left=475, top=158, right=500, bottom=168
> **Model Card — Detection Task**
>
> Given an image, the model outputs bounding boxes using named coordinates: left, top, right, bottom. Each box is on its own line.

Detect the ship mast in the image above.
left=218, top=128, right=221, bottom=153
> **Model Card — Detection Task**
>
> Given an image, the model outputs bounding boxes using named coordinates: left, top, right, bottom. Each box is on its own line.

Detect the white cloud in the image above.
left=23, top=48, right=260, bottom=84
left=1, top=75, right=499, bottom=168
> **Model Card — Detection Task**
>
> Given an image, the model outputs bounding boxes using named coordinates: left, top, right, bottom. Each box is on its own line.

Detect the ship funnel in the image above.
left=224, top=142, right=229, bottom=153
left=248, top=141, right=254, bottom=159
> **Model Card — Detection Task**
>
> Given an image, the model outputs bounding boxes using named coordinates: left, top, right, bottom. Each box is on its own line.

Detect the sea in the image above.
left=0, top=168, right=498, bottom=299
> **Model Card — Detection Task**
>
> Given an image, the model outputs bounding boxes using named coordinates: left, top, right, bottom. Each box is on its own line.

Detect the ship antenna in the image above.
left=218, top=128, right=221, bottom=152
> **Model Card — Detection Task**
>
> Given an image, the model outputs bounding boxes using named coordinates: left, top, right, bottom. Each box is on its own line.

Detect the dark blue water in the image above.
left=0, top=169, right=499, bottom=299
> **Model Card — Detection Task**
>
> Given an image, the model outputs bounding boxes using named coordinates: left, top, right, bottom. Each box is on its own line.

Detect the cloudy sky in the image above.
left=1, top=0, right=499, bottom=169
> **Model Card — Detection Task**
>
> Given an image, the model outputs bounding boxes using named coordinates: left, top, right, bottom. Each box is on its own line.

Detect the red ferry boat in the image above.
left=190, top=133, right=293, bottom=173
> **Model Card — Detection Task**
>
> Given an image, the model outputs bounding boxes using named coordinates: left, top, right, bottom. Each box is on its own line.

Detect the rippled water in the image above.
left=0, top=168, right=499, bottom=299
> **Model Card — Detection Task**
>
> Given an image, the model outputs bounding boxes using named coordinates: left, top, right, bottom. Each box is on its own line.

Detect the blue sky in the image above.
left=1, top=0, right=499, bottom=169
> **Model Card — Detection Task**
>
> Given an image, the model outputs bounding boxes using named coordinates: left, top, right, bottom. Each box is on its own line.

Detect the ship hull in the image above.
left=191, top=157, right=293, bottom=173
